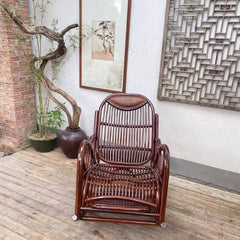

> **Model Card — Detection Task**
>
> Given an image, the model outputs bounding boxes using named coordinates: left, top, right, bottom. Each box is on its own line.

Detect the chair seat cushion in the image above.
left=83, top=164, right=161, bottom=210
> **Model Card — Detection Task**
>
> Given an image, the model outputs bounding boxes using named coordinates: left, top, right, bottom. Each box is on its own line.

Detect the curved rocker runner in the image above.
left=73, top=93, right=170, bottom=227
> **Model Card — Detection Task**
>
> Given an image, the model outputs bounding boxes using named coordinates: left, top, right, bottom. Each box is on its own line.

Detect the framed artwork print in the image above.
left=80, top=0, right=132, bottom=93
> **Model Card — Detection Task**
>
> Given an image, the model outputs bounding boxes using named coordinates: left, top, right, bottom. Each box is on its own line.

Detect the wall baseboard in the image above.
left=170, top=157, right=240, bottom=194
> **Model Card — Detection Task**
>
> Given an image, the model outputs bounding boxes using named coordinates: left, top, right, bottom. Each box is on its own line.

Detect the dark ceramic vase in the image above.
left=59, top=127, right=87, bottom=159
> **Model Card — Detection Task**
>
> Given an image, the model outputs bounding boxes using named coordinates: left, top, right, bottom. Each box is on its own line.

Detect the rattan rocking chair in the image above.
left=72, top=94, right=170, bottom=227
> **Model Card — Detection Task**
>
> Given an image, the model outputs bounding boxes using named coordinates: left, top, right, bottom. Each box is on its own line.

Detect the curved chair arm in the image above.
left=154, top=140, right=170, bottom=177
left=77, top=139, right=96, bottom=174
left=89, top=134, right=96, bottom=145
left=74, top=140, right=96, bottom=217
left=154, top=141, right=170, bottom=226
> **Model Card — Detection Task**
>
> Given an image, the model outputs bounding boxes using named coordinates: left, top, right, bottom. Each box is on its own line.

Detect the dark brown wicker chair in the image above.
left=72, top=94, right=170, bottom=227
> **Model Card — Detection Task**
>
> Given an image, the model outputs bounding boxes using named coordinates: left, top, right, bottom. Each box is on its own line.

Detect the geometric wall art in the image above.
left=158, top=0, right=240, bottom=111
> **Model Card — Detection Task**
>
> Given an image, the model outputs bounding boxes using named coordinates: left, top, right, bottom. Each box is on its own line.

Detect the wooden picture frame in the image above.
left=79, top=0, right=132, bottom=93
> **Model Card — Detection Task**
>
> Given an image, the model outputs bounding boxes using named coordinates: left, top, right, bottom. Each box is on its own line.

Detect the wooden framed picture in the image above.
left=79, top=0, right=132, bottom=93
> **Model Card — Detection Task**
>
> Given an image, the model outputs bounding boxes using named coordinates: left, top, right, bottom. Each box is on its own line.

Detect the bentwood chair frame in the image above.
left=72, top=93, right=170, bottom=227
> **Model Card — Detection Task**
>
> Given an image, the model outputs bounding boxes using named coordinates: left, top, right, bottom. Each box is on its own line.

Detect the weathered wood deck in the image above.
left=0, top=148, right=239, bottom=240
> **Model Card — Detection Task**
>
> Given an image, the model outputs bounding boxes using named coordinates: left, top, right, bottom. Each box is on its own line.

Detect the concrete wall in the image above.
left=32, top=0, right=240, bottom=174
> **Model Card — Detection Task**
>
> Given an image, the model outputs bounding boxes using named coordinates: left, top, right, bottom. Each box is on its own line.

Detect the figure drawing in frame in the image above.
left=92, top=21, right=115, bottom=61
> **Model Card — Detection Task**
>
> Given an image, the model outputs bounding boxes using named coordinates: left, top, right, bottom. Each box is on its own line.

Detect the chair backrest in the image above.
left=96, top=94, right=157, bottom=166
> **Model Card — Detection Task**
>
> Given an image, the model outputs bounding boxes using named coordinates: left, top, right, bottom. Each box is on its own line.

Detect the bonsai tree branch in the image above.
left=0, top=2, right=81, bottom=129
left=41, top=60, right=81, bottom=128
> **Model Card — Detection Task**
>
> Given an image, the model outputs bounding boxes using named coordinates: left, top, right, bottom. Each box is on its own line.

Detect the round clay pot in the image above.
left=59, top=127, right=87, bottom=159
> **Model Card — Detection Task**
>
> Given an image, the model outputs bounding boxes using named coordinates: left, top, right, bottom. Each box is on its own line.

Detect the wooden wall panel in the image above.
left=158, top=0, right=240, bottom=111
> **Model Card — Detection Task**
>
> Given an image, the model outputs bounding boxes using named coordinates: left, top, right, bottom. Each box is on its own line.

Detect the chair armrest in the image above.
left=74, top=140, right=96, bottom=216
left=154, top=140, right=170, bottom=177
left=155, top=142, right=170, bottom=223
left=89, top=134, right=96, bottom=144
left=77, top=140, right=96, bottom=175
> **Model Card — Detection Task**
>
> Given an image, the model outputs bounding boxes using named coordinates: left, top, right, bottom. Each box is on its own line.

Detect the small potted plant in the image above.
left=28, top=105, right=65, bottom=152
left=21, top=0, right=65, bottom=152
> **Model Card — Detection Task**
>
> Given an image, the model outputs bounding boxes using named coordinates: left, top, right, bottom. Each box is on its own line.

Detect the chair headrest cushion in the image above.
left=107, top=94, right=148, bottom=110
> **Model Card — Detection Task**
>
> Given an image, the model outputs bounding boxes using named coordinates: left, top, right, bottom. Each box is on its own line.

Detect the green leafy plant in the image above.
left=46, top=106, right=65, bottom=133
left=31, top=0, right=60, bottom=138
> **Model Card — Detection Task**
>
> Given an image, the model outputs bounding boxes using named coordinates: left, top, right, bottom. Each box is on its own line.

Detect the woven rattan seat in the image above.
left=91, top=199, right=152, bottom=212
left=84, top=164, right=160, bottom=210
left=73, top=94, right=170, bottom=227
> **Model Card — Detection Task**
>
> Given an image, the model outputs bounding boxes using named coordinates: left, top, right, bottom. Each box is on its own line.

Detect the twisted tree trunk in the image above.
left=0, top=2, right=81, bottom=129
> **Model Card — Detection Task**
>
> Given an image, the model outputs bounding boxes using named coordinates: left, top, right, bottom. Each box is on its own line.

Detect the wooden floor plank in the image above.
left=169, top=186, right=240, bottom=218
left=1, top=152, right=76, bottom=183
left=17, top=150, right=76, bottom=171
left=0, top=214, right=51, bottom=240
left=0, top=174, right=73, bottom=213
left=0, top=164, right=74, bottom=198
left=0, top=224, right=28, bottom=240
left=170, top=177, right=240, bottom=204
left=0, top=155, right=76, bottom=189
left=169, top=183, right=240, bottom=213
left=0, top=169, right=74, bottom=207
left=166, top=207, right=240, bottom=240
left=168, top=189, right=240, bottom=233
left=0, top=194, right=89, bottom=240
left=0, top=148, right=239, bottom=240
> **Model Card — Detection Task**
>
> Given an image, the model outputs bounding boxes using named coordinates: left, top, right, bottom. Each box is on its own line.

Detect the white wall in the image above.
left=32, top=0, right=240, bottom=174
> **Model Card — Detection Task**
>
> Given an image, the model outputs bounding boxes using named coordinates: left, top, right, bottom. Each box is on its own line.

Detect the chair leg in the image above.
left=159, top=151, right=169, bottom=228
left=160, top=222, right=167, bottom=228
left=72, top=214, right=79, bottom=221
left=72, top=209, right=87, bottom=221
left=74, top=159, right=84, bottom=221
left=159, top=184, right=168, bottom=227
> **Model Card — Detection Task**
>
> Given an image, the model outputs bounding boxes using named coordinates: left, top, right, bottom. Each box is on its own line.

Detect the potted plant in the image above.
left=26, top=1, right=66, bottom=152
left=28, top=106, right=65, bottom=152
left=0, top=1, right=88, bottom=157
